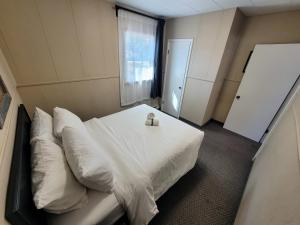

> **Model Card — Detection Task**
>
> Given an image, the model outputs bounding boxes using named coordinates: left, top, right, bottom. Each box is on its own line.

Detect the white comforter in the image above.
left=84, top=105, right=204, bottom=225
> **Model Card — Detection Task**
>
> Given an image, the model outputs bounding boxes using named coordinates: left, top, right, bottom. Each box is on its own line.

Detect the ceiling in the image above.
left=108, top=0, right=300, bottom=18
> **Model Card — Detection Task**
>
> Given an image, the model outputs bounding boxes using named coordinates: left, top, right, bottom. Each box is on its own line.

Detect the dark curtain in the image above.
left=151, top=19, right=165, bottom=98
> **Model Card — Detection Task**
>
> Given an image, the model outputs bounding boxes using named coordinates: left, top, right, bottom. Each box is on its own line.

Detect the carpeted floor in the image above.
left=148, top=121, right=260, bottom=225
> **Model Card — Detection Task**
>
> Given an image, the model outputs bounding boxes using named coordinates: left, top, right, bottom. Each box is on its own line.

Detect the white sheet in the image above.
left=86, top=112, right=158, bottom=225
left=49, top=104, right=204, bottom=225
left=48, top=190, right=123, bottom=225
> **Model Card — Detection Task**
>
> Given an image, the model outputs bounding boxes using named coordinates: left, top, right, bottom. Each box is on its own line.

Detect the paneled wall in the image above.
left=0, top=44, right=22, bottom=224
left=0, top=0, right=121, bottom=120
left=165, top=8, right=244, bottom=126
left=213, top=10, right=300, bottom=123
left=234, top=87, right=300, bottom=225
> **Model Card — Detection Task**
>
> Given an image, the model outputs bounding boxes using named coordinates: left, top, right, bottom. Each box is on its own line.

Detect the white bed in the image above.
left=48, top=104, right=204, bottom=225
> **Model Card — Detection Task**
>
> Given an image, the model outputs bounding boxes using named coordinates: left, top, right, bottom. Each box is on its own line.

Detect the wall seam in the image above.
left=17, top=75, right=119, bottom=88
left=186, top=76, right=214, bottom=83
left=68, top=0, right=86, bottom=77
left=33, top=0, right=60, bottom=81
left=0, top=22, right=20, bottom=85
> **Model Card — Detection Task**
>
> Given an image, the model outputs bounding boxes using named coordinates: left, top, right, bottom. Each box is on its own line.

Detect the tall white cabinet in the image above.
left=224, top=44, right=300, bottom=142
left=164, top=8, right=245, bottom=126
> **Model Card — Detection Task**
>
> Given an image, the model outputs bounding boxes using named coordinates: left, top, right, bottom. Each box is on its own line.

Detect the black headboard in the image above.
left=5, top=104, right=47, bottom=225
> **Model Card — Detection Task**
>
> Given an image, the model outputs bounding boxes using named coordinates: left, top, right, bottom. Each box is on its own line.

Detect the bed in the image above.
left=6, top=104, right=204, bottom=225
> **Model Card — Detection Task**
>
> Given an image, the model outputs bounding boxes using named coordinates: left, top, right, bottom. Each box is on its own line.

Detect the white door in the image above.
left=224, top=44, right=300, bottom=142
left=162, top=39, right=193, bottom=118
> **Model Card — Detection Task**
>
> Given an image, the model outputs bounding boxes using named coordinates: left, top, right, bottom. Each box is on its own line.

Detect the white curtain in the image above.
left=118, top=10, right=157, bottom=106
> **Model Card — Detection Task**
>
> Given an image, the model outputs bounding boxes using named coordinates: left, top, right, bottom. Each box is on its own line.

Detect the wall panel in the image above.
left=180, top=78, right=213, bottom=125
left=188, top=12, right=222, bottom=81
left=0, top=0, right=58, bottom=84
left=36, top=0, right=84, bottom=80
left=0, top=0, right=120, bottom=119
left=0, top=44, right=22, bottom=225
left=71, top=0, right=119, bottom=77
left=213, top=80, right=240, bottom=122
left=18, top=77, right=121, bottom=120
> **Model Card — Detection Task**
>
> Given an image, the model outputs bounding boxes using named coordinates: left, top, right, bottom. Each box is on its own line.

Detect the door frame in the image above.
left=162, top=38, right=193, bottom=118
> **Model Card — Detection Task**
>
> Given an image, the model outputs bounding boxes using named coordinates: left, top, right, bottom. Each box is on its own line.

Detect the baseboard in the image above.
left=179, top=117, right=202, bottom=129
left=210, top=119, right=224, bottom=127
left=179, top=118, right=224, bottom=129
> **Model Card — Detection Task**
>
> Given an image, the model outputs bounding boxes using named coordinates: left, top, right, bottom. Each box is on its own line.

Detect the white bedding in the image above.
left=48, top=190, right=123, bottom=225
left=49, top=104, right=204, bottom=225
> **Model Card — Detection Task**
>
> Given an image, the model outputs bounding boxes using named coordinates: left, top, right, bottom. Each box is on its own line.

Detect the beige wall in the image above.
left=0, top=42, right=22, bottom=224
left=202, top=9, right=245, bottom=123
left=0, top=0, right=121, bottom=120
left=234, top=86, right=300, bottom=225
left=165, top=9, right=235, bottom=82
left=213, top=10, right=300, bottom=123
left=164, top=8, right=243, bottom=126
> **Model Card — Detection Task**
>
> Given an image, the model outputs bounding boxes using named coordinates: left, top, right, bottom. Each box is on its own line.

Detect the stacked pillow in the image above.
left=53, top=107, right=114, bottom=193
left=30, top=108, right=87, bottom=214
left=53, top=107, right=86, bottom=138
left=31, top=107, right=114, bottom=214
left=30, top=108, right=56, bottom=144
left=62, top=126, right=114, bottom=193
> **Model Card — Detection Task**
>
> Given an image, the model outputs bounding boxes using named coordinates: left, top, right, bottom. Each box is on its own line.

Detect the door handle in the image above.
left=179, top=86, right=182, bottom=90
left=236, top=95, right=240, bottom=100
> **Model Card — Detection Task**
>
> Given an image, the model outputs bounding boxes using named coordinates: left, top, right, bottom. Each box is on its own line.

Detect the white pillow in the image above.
left=53, top=107, right=86, bottom=138
left=30, top=107, right=56, bottom=144
left=31, top=139, right=88, bottom=214
left=62, top=126, right=114, bottom=193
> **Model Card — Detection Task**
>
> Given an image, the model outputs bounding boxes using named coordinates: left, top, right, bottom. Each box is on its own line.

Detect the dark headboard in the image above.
left=5, top=104, right=47, bottom=225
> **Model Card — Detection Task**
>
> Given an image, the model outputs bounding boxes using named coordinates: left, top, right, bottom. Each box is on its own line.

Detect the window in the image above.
left=124, top=31, right=156, bottom=82
left=118, top=10, right=157, bottom=106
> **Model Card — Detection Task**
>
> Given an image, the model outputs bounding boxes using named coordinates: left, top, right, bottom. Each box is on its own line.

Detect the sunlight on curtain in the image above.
left=118, top=10, right=157, bottom=106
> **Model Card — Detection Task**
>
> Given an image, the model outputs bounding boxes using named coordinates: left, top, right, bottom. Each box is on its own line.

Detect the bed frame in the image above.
left=5, top=104, right=129, bottom=225
left=5, top=104, right=47, bottom=225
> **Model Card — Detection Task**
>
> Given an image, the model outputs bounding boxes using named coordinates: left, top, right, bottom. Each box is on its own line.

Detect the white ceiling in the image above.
left=108, top=0, right=300, bottom=18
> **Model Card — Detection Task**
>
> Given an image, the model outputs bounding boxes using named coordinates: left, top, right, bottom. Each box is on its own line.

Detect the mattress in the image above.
left=47, top=190, right=123, bottom=225
left=48, top=104, right=204, bottom=225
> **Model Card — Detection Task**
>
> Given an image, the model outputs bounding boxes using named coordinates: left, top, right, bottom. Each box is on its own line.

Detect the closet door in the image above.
left=162, top=39, right=193, bottom=118
left=224, top=44, right=300, bottom=142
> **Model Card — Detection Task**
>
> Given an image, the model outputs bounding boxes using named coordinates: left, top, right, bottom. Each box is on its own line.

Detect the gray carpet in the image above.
left=148, top=121, right=260, bottom=225
left=116, top=121, right=260, bottom=225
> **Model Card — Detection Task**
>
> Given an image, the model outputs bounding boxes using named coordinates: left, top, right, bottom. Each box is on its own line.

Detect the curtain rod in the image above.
left=115, top=5, right=164, bottom=22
